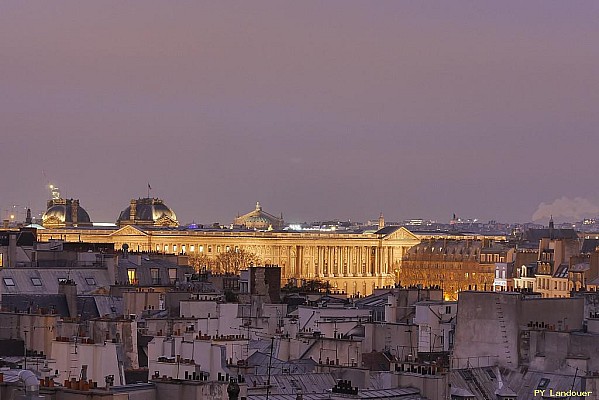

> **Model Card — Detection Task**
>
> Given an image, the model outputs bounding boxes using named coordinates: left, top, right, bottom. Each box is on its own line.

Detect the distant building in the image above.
left=400, top=239, right=496, bottom=300
left=42, top=198, right=92, bottom=228
left=39, top=225, right=420, bottom=296
left=233, top=201, right=284, bottom=230
left=117, top=197, right=178, bottom=228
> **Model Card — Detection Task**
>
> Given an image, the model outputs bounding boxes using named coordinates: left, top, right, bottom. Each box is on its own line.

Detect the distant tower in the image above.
left=25, top=208, right=32, bottom=225
left=549, top=215, right=554, bottom=239
left=378, top=212, right=385, bottom=229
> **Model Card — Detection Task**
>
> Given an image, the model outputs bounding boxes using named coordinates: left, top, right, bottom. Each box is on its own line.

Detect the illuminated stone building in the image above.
left=400, top=239, right=496, bottom=300
left=117, top=198, right=178, bottom=228
left=41, top=186, right=92, bottom=228
left=38, top=227, right=420, bottom=297
left=233, top=201, right=284, bottom=230
left=35, top=197, right=423, bottom=295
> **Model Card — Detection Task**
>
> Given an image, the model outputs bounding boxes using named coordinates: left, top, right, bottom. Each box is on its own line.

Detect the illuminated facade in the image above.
left=37, top=225, right=420, bottom=296
left=400, top=239, right=496, bottom=300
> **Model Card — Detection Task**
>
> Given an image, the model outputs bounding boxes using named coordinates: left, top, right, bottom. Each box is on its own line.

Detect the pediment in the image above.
left=109, top=225, right=148, bottom=237
left=382, top=227, right=419, bottom=242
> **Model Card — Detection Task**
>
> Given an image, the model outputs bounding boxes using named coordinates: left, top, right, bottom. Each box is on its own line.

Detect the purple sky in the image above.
left=1, top=1, right=599, bottom=225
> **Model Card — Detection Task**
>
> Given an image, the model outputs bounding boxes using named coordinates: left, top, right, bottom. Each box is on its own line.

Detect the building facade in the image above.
left=400, top=239, right=496, bottom=300
left=37, top=225, right=420, bottom=296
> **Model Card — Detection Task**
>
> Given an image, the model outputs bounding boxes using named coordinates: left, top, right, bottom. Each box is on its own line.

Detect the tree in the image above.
left=215, top=248, right=260, bottom=274
left=188, top=253, right=215, bottom=273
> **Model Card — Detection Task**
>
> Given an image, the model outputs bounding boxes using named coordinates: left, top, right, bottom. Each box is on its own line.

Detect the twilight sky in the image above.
left=1, top=1, right=599, bottom=225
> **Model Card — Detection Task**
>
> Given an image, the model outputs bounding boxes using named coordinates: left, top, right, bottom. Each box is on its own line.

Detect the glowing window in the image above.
left=127, top=269, right=137, bottom=284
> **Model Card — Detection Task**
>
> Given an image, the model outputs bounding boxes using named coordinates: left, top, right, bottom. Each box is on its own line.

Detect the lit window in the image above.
left=127, top=269, right=137, bottom=285
left=31, top=278, right=42, bottom=286
left=173, top=245, right=177, bottom=253
left=85, top=278, right=96, bottom=285
left=182, top=245, right=186, bottom=253
left=164, top=245, right=169, bottom=252
left=3, top=278, right=15, bottom=286
left=190, top=245, right=195, bottom=252
left=156, top=244, right=160, bottom=251
left=199, top=245, right=204, bottom=253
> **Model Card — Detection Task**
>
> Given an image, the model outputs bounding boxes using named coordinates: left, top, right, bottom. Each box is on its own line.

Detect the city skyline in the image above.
left=2, top=2, right=599, bottom=224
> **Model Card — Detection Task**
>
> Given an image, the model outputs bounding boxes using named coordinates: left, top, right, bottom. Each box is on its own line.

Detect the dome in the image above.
left=117, top=198, right=178, bottom=227
left=42, top=199, right=92, bottom=228
left=233, top=201, right=284, bottom=230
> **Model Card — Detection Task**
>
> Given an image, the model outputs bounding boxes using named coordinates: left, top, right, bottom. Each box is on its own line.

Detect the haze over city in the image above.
left=2, top=1, right=599, bottom=224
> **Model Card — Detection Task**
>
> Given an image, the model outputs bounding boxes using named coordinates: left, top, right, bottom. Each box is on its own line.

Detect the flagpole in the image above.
left=147, top=183, right=151, bottom=199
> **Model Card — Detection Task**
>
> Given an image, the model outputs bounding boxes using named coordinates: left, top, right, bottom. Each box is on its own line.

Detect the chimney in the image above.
left=71, top=200, right=79, bottom=225
left=58, top=279, right=78, bottom=318
left=8, top=233, right=17, bottom=268
left=129, top=200, right=137, bottom=221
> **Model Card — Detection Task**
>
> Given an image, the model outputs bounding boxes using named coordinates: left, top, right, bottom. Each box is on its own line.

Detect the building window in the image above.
left=156, top=244, right=160, bottom=251
left=127, top=269, right=137, bottom=285
left=190, top=245, right=195, bottom=252
left=173, top=245, right=177, bottom=253
left=31, top=278, right=42, bottom=286
left=85, top=277, right=96, bottom=285
left=3, top=278, right=15, bottom=286
left=182, top=245, right=186, bottom=254
left=199, top=245, right=204, bottom=253
left=164, top=245, right=169, bottom=252
left=208, top=246, right=212, bottom=253
left=446, top=306, right=452, bottom=314
left=168, top=268, right=177, bottom=284
left=151, top=268, right=160, bottom=285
